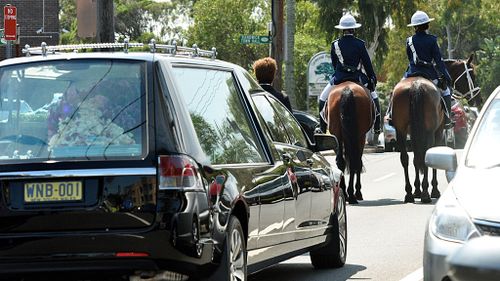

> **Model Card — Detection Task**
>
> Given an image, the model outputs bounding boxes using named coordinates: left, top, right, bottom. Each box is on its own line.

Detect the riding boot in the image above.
left=387, top=100, right=394, bottom=127
left=373, top=97, right=381, bottom=134
left=443, top=95, right=454, bottom=129
left=318, top=99, right=327, bottom=133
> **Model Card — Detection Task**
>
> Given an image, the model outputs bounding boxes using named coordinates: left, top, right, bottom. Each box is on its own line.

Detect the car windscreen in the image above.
left=465, top=99, right=500, bottom=168
left=0, top=59, right=147, bottom=162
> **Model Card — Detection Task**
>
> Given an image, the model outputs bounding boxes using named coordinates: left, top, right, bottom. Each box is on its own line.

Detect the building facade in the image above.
left=1, top=0, right=59, bottom=60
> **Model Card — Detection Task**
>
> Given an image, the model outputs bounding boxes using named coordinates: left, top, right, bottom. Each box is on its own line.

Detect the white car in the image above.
left=424, top=85, right=500, bottom=281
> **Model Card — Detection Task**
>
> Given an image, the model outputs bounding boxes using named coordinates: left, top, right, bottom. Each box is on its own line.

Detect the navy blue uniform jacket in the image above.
left=330, top=34, right=376, bottom=87
left=404, top=31, right=452, bottom=82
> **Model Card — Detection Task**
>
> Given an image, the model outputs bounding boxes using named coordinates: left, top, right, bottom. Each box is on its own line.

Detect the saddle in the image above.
left=406, top=71, right=432, bottom=81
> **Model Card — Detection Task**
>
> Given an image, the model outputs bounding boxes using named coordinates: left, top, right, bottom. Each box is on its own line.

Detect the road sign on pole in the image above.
left=3, top=5, right=17, bottom=41
left=239, top=35, right=271, bottom=45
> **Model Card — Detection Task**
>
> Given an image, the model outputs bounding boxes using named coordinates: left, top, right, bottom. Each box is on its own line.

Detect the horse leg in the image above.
left=347, top=173, right=358, bottom=204
left=354, top=171, right=363, bottom=201
left=431, top=168, right=441, bottom=198
left=420, top=166, right=432, bottom=203
left=397, top=131, right=414, bottom=203
left=413, top=165, right=421, bottom=198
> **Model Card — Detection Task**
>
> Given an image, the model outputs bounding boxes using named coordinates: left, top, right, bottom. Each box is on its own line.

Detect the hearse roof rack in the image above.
left=22, top=39, right=217, bottom=59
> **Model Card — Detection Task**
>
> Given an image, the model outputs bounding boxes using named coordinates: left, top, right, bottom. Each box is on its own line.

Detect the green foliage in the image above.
left=477, top=36, right=500, bottom=98
left=187, top=0, right=269, bottom=68
left=293, top=0, right=329, bottom=111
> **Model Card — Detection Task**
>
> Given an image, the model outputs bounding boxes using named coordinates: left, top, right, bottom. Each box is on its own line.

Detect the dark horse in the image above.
left=392, top=78, right=443, bottom=203
left=445, top=54, right=482, bottom=107
left=326, top=81, right=375, bottom=204
left=391, top=56, right=481, bottom=203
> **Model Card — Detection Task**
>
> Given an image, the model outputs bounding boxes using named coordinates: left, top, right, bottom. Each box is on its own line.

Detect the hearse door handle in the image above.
left=282, top=153, right=292, bottom=163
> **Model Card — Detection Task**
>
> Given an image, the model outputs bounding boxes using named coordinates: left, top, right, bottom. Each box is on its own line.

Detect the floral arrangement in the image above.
left=48, top=95, right=136, bottom=151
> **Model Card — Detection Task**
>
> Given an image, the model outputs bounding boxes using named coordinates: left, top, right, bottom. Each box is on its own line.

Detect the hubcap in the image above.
left=338, top=191, right=347, bottom=261
left=229, top=228, right=245, bottom=281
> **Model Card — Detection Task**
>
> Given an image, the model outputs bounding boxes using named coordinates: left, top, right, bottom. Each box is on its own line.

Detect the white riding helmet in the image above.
left=407, top=11, right=434, bottom=27
left=335, top=14, right=362, bottom=30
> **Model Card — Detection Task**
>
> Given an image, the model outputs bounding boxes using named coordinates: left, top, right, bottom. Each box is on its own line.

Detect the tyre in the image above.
left=384, top=141, right=393, bottom=152
left=454, top=129, right=468, bottom=149
left=310, top=189, right=347, bottom=269
left=213, top=215, right=247, bottom=281
left=445, top=128, right=456, bottom=149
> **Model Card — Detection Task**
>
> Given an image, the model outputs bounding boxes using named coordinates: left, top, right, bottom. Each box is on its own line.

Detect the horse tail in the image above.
left=340, top=86, right=362, bottom=174
left=409, top=81, right=426, bottom=173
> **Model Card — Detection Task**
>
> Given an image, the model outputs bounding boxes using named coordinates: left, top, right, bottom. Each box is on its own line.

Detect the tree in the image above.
left=293, top=0, right=330, bottom=111
left=188, top=0, right=270, bottom=68
left=312, top=0, right=416, bottom=67
left=59, top=0, right=190, bottom=44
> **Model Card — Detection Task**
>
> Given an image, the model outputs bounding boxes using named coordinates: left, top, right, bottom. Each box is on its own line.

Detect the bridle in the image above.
left=451, top=61, right=481, bottom=102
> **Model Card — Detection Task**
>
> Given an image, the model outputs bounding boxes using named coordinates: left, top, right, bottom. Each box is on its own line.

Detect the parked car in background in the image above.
left=0, top=42, right=347, bottom=281
left=383, top=115, right=411, bottom=152
left=292, top=109, right=321, bottom=142
left=424, top=85, right=500, bottom=281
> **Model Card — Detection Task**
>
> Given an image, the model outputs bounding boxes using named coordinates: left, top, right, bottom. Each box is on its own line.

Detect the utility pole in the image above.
left=285, top=0, right=296, bottom=107
left=271, top=0, right=284, bottom=92
left=96, top=0, right=114, bottom=44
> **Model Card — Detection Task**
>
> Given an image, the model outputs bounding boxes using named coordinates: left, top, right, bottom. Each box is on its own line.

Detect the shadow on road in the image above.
left=249, top=262, right=366, bottom=281
left=348, top=198, right=405, bottom=207
left=348, top=198, right=438, bottom=207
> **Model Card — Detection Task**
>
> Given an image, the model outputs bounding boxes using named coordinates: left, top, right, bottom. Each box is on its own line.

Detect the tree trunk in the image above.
left=366, top=9, right=380, bottom=60
left=96, top=0, right=115, bottom=44
left=285, top=0, right=296, bottom=107
left=445, top=24, right=454, bottom=59
left=271, top=0, right=284, bottom=92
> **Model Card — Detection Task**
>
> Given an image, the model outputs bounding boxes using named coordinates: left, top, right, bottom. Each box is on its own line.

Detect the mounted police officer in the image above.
left=330, top=14, right=381, bottom=135
left=404, top=10, right=454, bottom=128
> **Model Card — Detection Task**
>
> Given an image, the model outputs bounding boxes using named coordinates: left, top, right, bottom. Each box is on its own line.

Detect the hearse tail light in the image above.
left=158, top=155, right=200, bottom=190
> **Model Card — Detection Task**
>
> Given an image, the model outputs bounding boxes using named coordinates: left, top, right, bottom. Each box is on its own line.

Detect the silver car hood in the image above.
left=453, top=166, right=500, bottom=223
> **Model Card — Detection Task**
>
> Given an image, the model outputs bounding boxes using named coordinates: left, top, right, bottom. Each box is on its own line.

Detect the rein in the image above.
left=451, top=61, right=481, bottom=102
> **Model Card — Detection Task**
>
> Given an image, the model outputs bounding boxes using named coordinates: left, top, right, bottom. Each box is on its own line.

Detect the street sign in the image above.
left=3, top=5, right=17, bottom=41
left=239, top=35, right=271, bottom=44
left=307, top=52, right=334, bottom=97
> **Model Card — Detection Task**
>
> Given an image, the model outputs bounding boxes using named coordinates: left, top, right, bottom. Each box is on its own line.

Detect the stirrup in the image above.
left=387, top=117, right=394, bottom=127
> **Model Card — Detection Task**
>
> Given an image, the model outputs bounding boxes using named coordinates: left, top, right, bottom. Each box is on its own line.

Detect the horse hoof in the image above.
left=421, top=191, right=432, bottom=203
left=355, top=192, right=364, bottom=201
left=421, top=196, right=432, bottom=204
left=431, top=190, right=441, bottom=199
left=348, top=196, right=359, bottom=204
left=404, top=194, right=415, bottom=203
left=413, top=189, right=422, bottom=198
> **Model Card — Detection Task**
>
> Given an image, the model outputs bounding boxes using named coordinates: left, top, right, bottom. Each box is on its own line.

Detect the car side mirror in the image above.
left=425, top=146, right=457, bottom=182
left=313, top=134, right=339, bottom=153
left=447, top=236, right=500, bottom=281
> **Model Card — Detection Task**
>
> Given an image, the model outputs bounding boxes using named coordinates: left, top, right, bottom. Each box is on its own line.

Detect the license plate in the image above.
left=24, top=181, right=83, bottom=203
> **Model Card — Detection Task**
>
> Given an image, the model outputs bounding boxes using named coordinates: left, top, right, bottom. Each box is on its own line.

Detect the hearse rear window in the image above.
left=0, top=59, right=146, bottom=161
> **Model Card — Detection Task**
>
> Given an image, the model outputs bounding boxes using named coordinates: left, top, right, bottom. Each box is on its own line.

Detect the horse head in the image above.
left=444, top=54, right=482, bottom=107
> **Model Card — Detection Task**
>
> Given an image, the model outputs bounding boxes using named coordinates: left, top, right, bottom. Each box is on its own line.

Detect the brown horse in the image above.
left=444, top=54, right=482, bottom=107
left=391, top=56, right=481, bottom=203
left=392, top=78, right=443, bottom=203
left=326, top=81, right=375, bottom=204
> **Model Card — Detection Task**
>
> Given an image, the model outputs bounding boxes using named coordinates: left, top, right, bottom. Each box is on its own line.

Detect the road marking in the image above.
left=399, top=267, right=423, bottom=281
left=373, top=172, right=396, bottom=182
